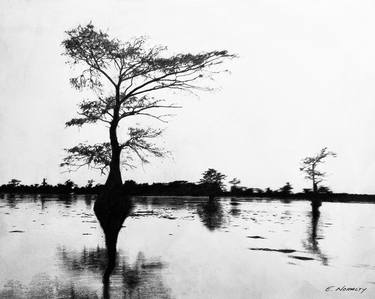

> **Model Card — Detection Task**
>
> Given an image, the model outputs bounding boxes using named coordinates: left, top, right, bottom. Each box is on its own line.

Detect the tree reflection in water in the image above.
left=229, top=197, right=241, bottom=217
left=0, top=273, right=99, bottom=298
left=94, top=191, right=133, bottom=283
left=120, top=252, right=170, bottom=299
left=83, top=190, right=170, bottom=298
left=56, top=246, right=171, bottom=298
left=57, top=245, right=108, bottom=272
left=197, top=196, right=226, bottom=231
left=5, top=193, right=17, bottom=209
left=84, top=194, right=95, bottom=209
left=303, top=200, right=329, bottom=265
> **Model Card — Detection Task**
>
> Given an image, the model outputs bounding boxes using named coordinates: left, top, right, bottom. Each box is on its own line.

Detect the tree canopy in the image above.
left=60, top=23, right=236, bottom=182
left=199, top=168, right=227, bottom=191
left=279, top=182, right=293, bottom=195
left=229, top=177, right=241, bottom=187
left=300, top=147, right=337, bottom=193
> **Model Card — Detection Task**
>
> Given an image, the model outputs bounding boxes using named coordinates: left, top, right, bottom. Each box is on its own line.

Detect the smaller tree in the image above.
left=64, top=179, right=77, bottom=191
left=279, top=182, right=293, bottom=195
left=41, top=178, right=48, bottom=187
left=8, top=179, right=21, bottom=187
left=86, top=179, right=95, bottom=188
left=228, top=177, right=241, bottom=192
left=317, top=185, right=332, bottom=194
left=199, top=168, right=227, bottom=192
left=300, top=147, right=336, bottom=193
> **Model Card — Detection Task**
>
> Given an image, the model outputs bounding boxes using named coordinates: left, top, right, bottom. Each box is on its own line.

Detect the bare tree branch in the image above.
left=61, top=23, right=236, bottom=177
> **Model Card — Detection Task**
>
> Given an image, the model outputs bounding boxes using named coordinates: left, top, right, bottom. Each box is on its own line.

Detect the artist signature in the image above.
left=325, top=286, right=367, bottom=294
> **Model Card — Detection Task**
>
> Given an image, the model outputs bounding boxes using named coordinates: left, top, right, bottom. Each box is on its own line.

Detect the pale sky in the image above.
left=1, top=0, right=375, bottom=193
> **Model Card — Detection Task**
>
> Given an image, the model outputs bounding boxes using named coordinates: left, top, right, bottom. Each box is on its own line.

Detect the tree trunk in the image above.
left=313, top=182, right=318, bottom=193
left=105, top=96, right=122, bottom=190
left=312, top=165, right=317, bottom=193
left=105, top=139, right=122, bottom=190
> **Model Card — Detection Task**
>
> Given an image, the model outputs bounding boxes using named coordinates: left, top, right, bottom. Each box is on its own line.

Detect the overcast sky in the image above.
left=1, top=0, right=375, bottom=193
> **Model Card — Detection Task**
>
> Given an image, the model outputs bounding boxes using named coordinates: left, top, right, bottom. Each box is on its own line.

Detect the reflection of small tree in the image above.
left=303, top=209, right=329, bottom=265
left=279, top=182, right=293, bottom=195
left=199, top=168, right=227, bottom=192
left=300, top=147, right=336, bottom=193
left=197, top=200, right=225, bottom=231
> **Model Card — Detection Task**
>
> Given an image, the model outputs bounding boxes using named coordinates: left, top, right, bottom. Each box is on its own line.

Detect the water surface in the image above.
left=0, top=194, right=374, bottom=298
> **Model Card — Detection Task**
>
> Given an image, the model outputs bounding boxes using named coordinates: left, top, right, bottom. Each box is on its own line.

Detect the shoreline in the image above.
left=1, top=192, right=375, bottom=204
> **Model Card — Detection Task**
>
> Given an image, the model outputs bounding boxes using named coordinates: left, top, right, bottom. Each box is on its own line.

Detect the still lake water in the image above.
left=0, top=194, right=374, bottom=298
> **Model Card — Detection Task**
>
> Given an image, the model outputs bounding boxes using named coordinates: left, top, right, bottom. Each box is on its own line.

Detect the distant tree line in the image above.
left=1, top=175, right=374, bottom=202
left=0, top=165, right=361, bottom=201
left=0, top=178, right=103, bottom=195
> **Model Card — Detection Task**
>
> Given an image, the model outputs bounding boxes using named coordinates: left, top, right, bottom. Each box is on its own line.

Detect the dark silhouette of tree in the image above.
left=8, top=179, right=21, bottom=187
left=265, top=187, right=273, bottom=195
left=317, top=185, right=332, bottom=194
left=279, top=182, right=293, bottom=195
left=229, top=177, right=241, bottom=193
left=199, top=168, right=227, bottom=193
left=254, top=188, right=264, bottom=194
left=86, top=179, right=95, bottom=188
left=228, top=177, right=240, bottom=187
left=41, top=178, right=47, bottom=187
left=300, top=147, right=337, bottom=193
left=60, top=23, right=236, bottom=191
left=60, top=23, right=235, bottom=284
left=63, top=179, right=77, bottom=191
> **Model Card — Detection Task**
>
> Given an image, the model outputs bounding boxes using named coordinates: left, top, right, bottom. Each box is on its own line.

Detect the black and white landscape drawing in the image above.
left=0, top=1, right=375, bottom=298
